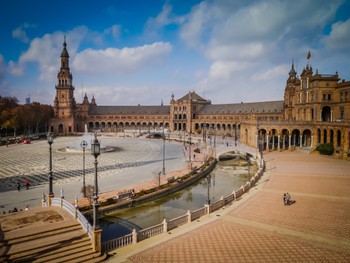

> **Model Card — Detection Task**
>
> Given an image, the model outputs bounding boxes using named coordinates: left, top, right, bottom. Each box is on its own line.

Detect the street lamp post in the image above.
left=47, top=132, right=54, bottom=198
left=207, top=174, right=211, bottom=205
left=257, top=126, right=264, bottom=168
left=80, top=140, right=88, bottom=197
left=246, top=154, right=251, bottom=182
left=91, top=133, right=100, bottom=230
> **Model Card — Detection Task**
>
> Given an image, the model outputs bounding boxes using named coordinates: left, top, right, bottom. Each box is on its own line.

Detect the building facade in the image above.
left=50, top=40, right=350, bottom=159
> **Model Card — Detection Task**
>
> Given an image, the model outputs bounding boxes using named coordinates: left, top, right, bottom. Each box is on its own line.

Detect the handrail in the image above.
left=51, top=197, right=92, bottom=240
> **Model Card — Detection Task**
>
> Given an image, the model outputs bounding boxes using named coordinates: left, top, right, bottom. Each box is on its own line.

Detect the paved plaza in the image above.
left=0, top=136, right=186, bottom=211
left=111, top=150, right=350, bottom=263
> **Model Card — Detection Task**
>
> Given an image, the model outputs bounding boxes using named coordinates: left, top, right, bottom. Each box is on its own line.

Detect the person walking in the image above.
left=25, top=179, right=30, bottom=190
left=17, top=181, right=21, bottom=191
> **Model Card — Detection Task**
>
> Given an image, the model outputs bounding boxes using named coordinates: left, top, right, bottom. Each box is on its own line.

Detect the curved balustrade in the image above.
left=51, top=197, right=92, bottom=240
left=102, top=158, right=266, bottom=253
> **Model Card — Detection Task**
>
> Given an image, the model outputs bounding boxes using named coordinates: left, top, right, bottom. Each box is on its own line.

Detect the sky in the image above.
left=1, top=0, right=350, bottom=106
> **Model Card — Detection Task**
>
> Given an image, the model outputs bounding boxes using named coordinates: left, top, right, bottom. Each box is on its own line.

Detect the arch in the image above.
left=101, top=122, right=106, bottom=128
left=323, top=129, right=327, bottom=144
left=281, top=129, right=290, bottom=149
left=88, top=122, right=94, bottom=130
left=107, top=122, right=112, bottom=128
left=302, top=129, right=312, bottom=147
left=330, top=129, right=334, bottom=144
left=321, top=106, right=331, bottom=122
left=95, top=122, right=100, bottom=129
left=58, top=124, right=64, bottom=134
left=336, top=129, right=341, bottom=148
left=291, top=129, right=301, bottom=147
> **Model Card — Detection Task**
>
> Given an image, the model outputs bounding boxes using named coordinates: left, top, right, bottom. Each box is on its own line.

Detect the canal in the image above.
left=100, top=152, right=257, bottom=242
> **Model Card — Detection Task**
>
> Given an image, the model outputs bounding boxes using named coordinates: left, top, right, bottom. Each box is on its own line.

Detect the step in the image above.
left=33, top=237, right=92, bottom=262
left=2, top=235, right=90, bottom=262
left=34, top=247, right=102, bottom=263
left=6, top=223, right=82, bottom=245
left=6, top=228, right=87, bottom=257
left=53, top=251, right=107, bottom=263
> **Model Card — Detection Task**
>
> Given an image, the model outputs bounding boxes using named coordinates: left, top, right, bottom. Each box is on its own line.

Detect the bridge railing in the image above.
left=51, top=197, right=92, bottom=240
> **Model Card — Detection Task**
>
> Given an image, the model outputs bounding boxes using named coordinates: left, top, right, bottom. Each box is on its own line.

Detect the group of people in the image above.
left=17, top=179, right=30, bottom=191
left=283, top=192, right=294, bottom=205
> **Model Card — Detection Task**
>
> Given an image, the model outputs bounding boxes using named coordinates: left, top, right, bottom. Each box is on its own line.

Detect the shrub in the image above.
left=316, top=143, right=334, bottom=155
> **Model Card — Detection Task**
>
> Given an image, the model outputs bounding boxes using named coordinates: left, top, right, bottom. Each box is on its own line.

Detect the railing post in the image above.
left=163, top=218, right=168, bottom=233
left=232, top=190, right=236, bottom=200
left=205, top=204, right=210, bottom=214
left=74, top=194, right=78, bottom=219
left=92, top=228, right=102, bottom=252
left=187, top=210, right=191, bottom=223
left=132, top=229, right=138, bottom=244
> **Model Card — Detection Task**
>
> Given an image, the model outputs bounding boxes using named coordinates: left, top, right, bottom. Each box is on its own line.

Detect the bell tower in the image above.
left=51, top=37, right=76, bottom=134
left=54, top=37, right=76, bottom=118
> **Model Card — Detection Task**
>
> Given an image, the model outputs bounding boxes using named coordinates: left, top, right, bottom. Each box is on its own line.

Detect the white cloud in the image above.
left=324, top=19, right=350, bottom=51
left=104, top=24, right=121, bottom=40
left=144, top=3, right=185, bottom=39
left=12, top=22, right=37, bottom=43
left=72, top=42, right=172, bottom=74
left=8, top=26, right=88, bottom=81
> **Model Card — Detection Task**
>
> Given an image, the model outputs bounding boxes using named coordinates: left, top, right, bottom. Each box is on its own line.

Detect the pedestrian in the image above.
left=25, top=205, right=29, bottom=211
left=17, top=181, right=21, bottom=191
left=283, top=193, right=287, bottom=205
left=25, top=179, right=30, bottom=190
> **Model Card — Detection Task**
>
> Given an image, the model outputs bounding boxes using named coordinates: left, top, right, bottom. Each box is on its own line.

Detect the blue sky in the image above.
left=1, top=0, right=350, bottom=106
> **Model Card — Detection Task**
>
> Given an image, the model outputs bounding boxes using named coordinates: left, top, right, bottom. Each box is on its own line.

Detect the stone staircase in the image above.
left=0, top=207, right=107, bottom=263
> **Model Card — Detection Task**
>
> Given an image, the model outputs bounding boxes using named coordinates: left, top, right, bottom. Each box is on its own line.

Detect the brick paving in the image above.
left=111, top=150, right=350, bottom=263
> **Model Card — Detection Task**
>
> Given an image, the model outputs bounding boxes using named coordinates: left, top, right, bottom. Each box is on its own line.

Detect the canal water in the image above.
left=100, top=152, right=256, bottom=242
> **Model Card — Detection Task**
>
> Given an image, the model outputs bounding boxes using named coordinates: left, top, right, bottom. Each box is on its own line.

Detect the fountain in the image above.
left=64, top=124, right=113, bottom=153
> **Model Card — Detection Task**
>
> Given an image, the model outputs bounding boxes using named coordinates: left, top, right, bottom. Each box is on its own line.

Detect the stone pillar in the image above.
left=272, top=135, right=275, bottom=150
left=331, top=110, right=333, bottom=122
left=300, top=135, right=303, bottom=148
left=205, top=204, right=210, bottom=214
left=132, top=229, right=138, bottom=244
left=277, top=135, right=280, bottom=151
left=187, top=210, right=191, bottom=223
left=266, top=135, right=269, bottom=151
left=311, top=135, right=314, bottom=148
left=282, top=135, right=285, bottom=150
left=288, top=135, right=292, bottom=151
left=48, top=194, right=54, bottom=207
left=92, top=228, right=102, bottom=252
left=256, top=135, right=259, bottom=147
left=320, top=110, right=322, bottom=121
left=163, top=218, right=168, bottom=233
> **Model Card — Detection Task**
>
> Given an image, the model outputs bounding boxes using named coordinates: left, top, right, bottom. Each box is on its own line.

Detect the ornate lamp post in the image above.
left=47, top=132, right=54, bottom=199
left=80, top=140, right=88, bottom=197
left=207, top=174, right=211, bottom=205
left=91, top=134, right=100, bottom=230
left=246, top=153, right=251, bottom=182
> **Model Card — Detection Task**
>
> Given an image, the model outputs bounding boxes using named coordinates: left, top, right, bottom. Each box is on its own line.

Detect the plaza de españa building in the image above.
left=49, top=40, right=350, bottom=160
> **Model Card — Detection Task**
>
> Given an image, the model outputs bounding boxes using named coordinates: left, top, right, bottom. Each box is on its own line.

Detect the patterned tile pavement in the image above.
left=110, top=150, right=350, bottom=263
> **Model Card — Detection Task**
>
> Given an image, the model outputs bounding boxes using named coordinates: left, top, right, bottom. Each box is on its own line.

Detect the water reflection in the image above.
left=100, top=155, right=256, bottom=242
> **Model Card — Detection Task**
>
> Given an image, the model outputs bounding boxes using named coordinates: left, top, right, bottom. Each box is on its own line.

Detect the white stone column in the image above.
left=331, top=110, right=333, bottom=122
left=288, top=135, right=292, bottom=151
left=311, top=135, right=314, bottom=148
left=300, top=135, right=303, bottom=147
left=320, top=110, right=322, bottom=121
left=278, top=135, right=280, bottom=150
left=306, top=91, right=309, bottom=102
left=307, top=77, right=309, bottom=89
left=256, top=135, right=259, bottom=147
left=266, top=135, right=269, bottom=151
left=283, top=135, right=285, bottom=150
